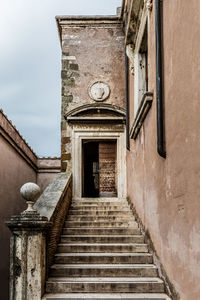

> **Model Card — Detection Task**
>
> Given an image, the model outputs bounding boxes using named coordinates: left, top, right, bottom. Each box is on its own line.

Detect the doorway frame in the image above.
left=72, top=125, right=126, bottom=200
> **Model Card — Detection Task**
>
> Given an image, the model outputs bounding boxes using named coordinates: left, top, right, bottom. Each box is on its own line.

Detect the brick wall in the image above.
left=99, top=141, right=117, bottom=197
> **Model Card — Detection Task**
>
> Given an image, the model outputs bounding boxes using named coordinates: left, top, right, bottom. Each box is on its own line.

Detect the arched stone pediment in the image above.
left=65, top=103, right=126, bottom=123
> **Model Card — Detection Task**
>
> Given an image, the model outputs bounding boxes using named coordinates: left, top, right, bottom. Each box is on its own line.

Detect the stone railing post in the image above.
left=6, top=183, right=51, bottom=300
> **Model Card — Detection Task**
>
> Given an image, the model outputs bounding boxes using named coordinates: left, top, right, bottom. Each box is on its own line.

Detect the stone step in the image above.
left=54, top=253, right=153, bottom=264
left=57, top=243, right=148, bottom=253
left=72, top=197, right=122, bottom=203
left=44, top=197, right=168, bottom=298
left=70, top=205, right=130, bottom=211
left=60, top=235, right=144, bottom=244
left=64, top=221, right=138, bottom=229
left=62, top=228, right=140, bottom=235
left=68, top=210, right=133, bottom=216
left=71, top=201, right=129, bottom=206
left=46, top=277, right=164, bottom=293
left=42, top=292, right=172, bottom=300
left=49, top=264, right=158, bottom=277
left=66, top=215, right=134, bottom=221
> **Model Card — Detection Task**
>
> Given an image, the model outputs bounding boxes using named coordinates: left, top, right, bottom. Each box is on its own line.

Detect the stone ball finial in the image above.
left=20, top=183, right=40, bottom=214
left=20, top=182, right=40, bottom=202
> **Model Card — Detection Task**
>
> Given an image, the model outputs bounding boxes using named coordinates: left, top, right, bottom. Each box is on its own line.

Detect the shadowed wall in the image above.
left=126, top=1, right=200, bottom=299
left=0, top=110, right=60, bottom=299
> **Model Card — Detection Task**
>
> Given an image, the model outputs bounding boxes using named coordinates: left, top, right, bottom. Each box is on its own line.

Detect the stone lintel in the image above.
left=67, top=116, right=126, bottom=124
left=65, top=103, right=126, bottom=118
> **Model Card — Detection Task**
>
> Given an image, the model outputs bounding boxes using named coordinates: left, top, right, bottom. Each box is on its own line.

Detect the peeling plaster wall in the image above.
left=59, top=19, right=126, bottom=171
left=126, top=1, right=200, bottom=299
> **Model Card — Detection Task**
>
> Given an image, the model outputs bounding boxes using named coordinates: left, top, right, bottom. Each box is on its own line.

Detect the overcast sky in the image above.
left=0, top=0, right=122, bottom=157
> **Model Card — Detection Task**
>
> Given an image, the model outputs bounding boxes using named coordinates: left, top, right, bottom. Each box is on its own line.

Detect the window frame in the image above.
left=126, top=6, right=154, bottom=140
left=133, top=10, right=148, bottom=117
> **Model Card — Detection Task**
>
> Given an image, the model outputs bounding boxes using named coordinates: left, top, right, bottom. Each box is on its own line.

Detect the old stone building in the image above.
left=4, top=0, right=200, bottom=299
left=58, top=15, right=127, bottom=200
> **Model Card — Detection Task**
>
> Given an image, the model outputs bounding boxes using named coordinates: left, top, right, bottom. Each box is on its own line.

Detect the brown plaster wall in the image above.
left=0, top=135, right=37, bottom=299
left=59, top=19, right=125, bottom=171
left=127, top=1, right=200, bottom=299
left=0, top=111, right=60, bottom=299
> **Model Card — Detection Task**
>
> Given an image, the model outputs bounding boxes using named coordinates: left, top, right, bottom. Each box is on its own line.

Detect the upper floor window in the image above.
left=126, top=3, right=153, bottom=140
left=134, top=21, right=148, bottom=116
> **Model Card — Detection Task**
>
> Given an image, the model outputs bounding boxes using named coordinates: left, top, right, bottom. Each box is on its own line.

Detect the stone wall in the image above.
left=125, top=0, right=200, bottom=299
left=34, top=173, right=72, bottom=273
left=0, top=110, right=60, bottom=299
left=56, top=16, right=126, bottom=172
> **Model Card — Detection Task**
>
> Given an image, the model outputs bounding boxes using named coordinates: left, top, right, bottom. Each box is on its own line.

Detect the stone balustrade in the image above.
left=6, top=172, right=72, bottom=300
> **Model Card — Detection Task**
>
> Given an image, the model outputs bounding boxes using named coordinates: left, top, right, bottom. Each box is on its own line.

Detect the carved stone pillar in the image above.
left=6, top=183, right=51, bottom=300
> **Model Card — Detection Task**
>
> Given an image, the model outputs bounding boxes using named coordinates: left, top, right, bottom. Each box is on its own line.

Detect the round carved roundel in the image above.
left=88, top=81, right=110, bottom=102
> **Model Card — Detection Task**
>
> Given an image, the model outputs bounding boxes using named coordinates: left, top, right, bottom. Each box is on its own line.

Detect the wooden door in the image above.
left=99, top=141, right=117, bottom=197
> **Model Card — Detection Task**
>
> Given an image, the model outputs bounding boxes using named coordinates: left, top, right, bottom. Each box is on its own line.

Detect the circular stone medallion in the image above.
left=89, top=81, right=110, bottom=102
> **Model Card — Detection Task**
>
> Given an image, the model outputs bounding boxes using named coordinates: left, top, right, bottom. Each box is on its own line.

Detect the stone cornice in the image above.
left=122, top=0, right=145, bottom=46
left=56, top=15, right=122, bottom=47
left=65, top=103, right=126, bottom=124
left=65, top=103, right=126, bottom=118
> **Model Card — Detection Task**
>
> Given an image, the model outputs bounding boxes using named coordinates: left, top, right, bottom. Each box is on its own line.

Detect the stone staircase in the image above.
left=42, top=198, right=171, bottom=300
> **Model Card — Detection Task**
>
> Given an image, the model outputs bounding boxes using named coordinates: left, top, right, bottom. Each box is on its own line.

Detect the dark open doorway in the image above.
left=82, top=140, right=117, bottom=198
left=82, top=141, right=99, bottom=197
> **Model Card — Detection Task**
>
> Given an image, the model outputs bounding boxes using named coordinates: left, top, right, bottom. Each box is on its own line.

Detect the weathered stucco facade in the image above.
left=125, top=0, right=200, bottom=299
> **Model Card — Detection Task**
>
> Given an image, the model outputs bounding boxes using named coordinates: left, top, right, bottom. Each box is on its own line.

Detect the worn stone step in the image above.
left=68, top=210, right=133, bottom=216
left=66, top=215, right=133, bottom=221
left=42, top=292, right=172, bottom=300
left=57, top=243, right=148, bottom=253
left=63, top=228, right=140, bottom=235
left=55, top=253, right=153, bottom=264
left=72, top=197, right=123, bottom=203
left=46, top=277, right=164, bottom=293
left=60, top=235, right=144, bottom=244
left=70, top=205, right=130, bottom=211
left=64, top=221, right=138, bottom=228
left=50, top=264, right=157, bottom=277
left=71, top=201, right=129, bottom=206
